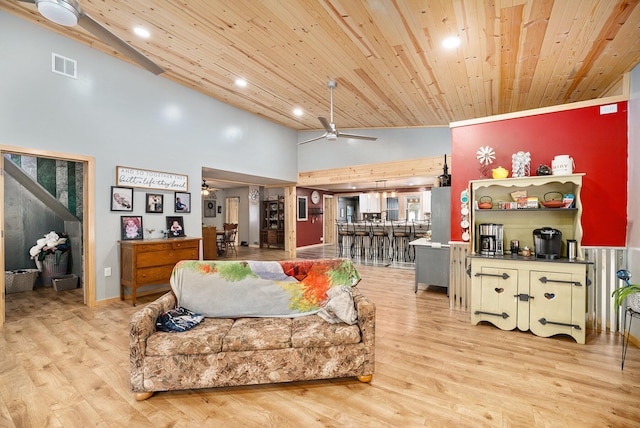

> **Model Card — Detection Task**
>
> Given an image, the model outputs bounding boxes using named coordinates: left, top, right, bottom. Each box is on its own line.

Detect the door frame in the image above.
left=323, top=195, right=335, bottom=244
left=0, top=145, right=95, bottom=327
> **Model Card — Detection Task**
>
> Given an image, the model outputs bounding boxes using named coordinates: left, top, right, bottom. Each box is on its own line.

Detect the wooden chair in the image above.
left=221, top=223, right=238, bottom=256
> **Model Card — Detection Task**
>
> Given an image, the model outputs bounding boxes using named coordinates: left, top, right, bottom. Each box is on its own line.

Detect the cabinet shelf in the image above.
left=261, top=199, right=285, bottom=248
left=475, top=207, right=578, bottom=212
left=470, top=174, right=583, bottom=255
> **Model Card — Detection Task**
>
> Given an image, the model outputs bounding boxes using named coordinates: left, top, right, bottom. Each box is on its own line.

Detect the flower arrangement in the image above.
left=29, top=231, right=70, bottom=261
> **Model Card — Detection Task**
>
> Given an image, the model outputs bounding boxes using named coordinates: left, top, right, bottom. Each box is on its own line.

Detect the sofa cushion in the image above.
left=222, top=318, right=292, bottom=351
left=146, top=318, right=234, bottom=356
left=170, top=259, right=361, bottom=318
left=291, top=315, right=361, bottom=348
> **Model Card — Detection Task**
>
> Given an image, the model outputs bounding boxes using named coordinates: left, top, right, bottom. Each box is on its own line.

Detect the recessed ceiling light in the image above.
left=293, top=108, right=303, bottom=117
left=442, top=36, right=461, bottom=49
left=133, top=27, right=150, bottom=38
left=235, top=78, right=247, bottom=87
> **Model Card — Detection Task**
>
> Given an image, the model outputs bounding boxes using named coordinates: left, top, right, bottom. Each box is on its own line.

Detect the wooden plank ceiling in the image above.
left=2, top=0, right=640, bottom=132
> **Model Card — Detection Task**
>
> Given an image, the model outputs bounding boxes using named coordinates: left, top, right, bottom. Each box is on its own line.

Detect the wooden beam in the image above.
left=297, top=156, right=445, bottom=188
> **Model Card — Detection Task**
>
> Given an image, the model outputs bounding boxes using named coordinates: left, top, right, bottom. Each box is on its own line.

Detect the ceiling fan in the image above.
left=298, top=80, right=377, bottom=145
left=17, top=0, right=164, bottom=75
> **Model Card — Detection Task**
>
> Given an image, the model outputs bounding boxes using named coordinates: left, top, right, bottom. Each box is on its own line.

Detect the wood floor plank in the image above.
left=1, top=244, right=639, bottom=427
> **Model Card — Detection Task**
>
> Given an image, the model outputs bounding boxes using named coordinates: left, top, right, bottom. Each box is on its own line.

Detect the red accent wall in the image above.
left=296, top=188, right=325, bottom=247
left=451, top=102, right=628, bottom=246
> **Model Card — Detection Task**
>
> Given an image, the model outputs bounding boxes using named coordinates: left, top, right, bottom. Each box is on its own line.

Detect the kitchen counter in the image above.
left=410, top=238, right=450, bottom=293
left=468, top=253, right=591, bottom=264
left=409, top=237, right=449, bottom=248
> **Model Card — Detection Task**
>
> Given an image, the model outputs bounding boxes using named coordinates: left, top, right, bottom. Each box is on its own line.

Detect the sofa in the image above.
left=129, top=259, right=375, bottom=400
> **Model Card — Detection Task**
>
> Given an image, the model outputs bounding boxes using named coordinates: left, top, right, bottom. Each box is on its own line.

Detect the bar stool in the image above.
left=351, top=222, right=371, bottom=258
left=391, top=220, right=411, bottom=262
left=370, top=221, right=389, bottom=260
left=336, top=221, right=353, bottom=257
left=409, top=220, right=431, bottom=261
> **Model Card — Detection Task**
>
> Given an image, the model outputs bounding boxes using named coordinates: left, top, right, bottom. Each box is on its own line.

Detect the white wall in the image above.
left=297, top=127, right=452, bottom=171
left=0, top=12, right=298, bottom=300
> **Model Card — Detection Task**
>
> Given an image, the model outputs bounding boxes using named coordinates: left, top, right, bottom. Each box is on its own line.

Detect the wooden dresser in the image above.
left=120, top=237, right=201, bottom=305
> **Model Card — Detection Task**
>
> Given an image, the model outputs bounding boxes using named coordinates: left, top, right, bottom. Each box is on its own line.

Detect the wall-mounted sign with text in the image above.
left=116, top=166, right=188, bottom=192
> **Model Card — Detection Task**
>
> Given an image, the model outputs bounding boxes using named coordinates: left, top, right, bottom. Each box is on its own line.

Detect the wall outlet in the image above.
left=104, top=267, right=112, bottom=277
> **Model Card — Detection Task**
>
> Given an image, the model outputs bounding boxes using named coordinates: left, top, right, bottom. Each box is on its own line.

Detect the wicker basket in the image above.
left=5, top=269, right=39, bottom=293
left=52, top=274, right=78, bottom=291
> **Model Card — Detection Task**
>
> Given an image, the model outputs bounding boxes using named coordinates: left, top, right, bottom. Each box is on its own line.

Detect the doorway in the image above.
left=323, top=195, right=335, bottom=244
left=0, top=146, right=95, bottom=327
left=225, top=196, right=240, bottom=246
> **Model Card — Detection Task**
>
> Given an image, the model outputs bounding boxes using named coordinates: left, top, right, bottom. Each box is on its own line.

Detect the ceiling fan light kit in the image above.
left=20, top=0, right=164, bottom=75
left=298, top=80, right=377, bottom=145
left=36, top=0, right=79, bottom=26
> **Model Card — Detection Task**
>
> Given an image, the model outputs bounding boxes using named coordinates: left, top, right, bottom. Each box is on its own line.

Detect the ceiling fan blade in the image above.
left=77, top=13, right=165, bottom=75
left=337, top=132, right=377, bottom=141
left=298, top=133, right=328, bottom=145
left=317, top=117, right=333, bottom=133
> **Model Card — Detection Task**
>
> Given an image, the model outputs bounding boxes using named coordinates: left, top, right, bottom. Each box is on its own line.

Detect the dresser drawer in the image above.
left=136, top=248, right=198, bottom=267
left=137, top=243, right=172, bottom=252
left=136, top=265, right=175, bottom=284
left=170, top=240, right=199, bottom=250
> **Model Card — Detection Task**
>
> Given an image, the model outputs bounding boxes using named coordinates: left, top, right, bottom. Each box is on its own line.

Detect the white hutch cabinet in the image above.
left=468, top=174, right=590, bottom=344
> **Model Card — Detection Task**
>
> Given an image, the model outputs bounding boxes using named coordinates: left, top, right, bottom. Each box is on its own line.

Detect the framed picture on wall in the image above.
left=145, top=193, right=164, bottom=213
left=111, top=186, right=134, bottom=212
left=166, top=216, right=185, bottom=238
left=297, top=196, right=308, bottom=221
left=120, top=216, right=143, bottom=240
left=175, top=192, right=191, bottom=213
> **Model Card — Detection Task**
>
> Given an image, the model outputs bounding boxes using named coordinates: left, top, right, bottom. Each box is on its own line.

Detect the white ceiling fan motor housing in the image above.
left=36, top=0, right=81, bottom=26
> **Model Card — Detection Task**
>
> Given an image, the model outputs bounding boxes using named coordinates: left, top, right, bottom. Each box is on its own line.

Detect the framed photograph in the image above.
left=145, top=193, right=164, bottom=213
left=204, top=199, right=216, bottom=217
left=297, top=196, right=308, bottom=221
left=121, top=216, right=143, bottom=240
left=111, top=186, right=134, bottom=212
left=166, top=216, right=185, bottom=238
left=175, top=192, right=191, bottom=213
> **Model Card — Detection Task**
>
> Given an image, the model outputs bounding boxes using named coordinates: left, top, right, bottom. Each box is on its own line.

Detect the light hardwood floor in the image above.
left=2, top=245, right=639, bottom=427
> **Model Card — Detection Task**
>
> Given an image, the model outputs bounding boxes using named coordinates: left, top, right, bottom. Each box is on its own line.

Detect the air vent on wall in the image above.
left=51, top=53, right=77, bottom=79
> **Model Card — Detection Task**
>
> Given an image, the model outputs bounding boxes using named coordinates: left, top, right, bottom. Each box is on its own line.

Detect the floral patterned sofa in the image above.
left=129, top=259, right=375, bottom=400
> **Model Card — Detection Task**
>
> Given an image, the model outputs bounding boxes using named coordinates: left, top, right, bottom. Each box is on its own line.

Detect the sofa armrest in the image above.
left=129, top=292, right=176, bottom=391
left=353, top=288, right=375, bottom=346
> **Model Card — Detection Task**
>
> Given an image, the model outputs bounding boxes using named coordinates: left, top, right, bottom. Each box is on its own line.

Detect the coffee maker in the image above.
left=533, top=227, right=562, bottom=259
left=478, top=223, right=504, bottom=256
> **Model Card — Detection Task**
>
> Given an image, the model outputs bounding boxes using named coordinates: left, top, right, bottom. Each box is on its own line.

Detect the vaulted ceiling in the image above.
left=2, top=0, right=640, bottom=134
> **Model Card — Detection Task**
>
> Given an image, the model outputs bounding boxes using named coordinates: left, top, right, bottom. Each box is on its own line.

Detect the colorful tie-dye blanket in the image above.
left=170, top=259, right=360, bottom=318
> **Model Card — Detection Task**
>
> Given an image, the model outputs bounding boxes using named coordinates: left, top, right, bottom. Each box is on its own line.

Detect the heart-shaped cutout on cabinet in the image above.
left=544, top=293, right=555, bottom=300
left=494, top=287, right=504, bottom=293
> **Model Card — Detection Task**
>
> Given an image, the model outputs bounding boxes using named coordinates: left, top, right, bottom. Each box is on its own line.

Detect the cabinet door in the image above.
left=471, top=266, right=518, bottom=330
left=529, top=270, right=582, bottom=340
